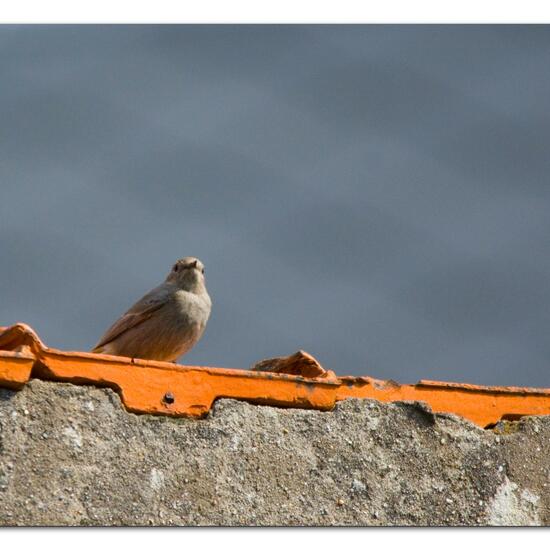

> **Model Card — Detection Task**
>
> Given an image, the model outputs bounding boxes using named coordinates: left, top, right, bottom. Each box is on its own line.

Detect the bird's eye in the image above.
left=201, top=267, right=205, bottom=274
left=173, top=264, right=179, bottom=272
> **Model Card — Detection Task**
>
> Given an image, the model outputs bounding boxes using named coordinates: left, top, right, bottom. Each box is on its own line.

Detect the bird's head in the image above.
left=166, top=257, right=206, bottom=291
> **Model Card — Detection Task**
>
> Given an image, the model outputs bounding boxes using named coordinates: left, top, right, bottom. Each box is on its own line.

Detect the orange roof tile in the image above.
left=1, top=323, right=550, bottom=427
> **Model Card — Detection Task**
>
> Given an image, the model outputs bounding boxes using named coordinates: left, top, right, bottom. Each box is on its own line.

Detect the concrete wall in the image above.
left=0, top=379, right=549, bottom=526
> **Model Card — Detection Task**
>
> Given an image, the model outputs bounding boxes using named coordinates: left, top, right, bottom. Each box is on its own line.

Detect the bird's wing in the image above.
left=92, top=284, right=170, bottom=351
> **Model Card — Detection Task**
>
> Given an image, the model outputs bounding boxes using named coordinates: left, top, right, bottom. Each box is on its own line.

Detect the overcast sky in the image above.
left=2, top=25, right=550, bottom=386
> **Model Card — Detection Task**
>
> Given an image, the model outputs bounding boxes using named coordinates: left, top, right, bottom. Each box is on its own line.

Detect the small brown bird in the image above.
left=93, top=257, right=211, bottom=362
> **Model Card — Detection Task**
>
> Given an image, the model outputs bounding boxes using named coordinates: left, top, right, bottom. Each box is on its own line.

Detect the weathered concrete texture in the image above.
left=1, top=380, right=549, bottom=526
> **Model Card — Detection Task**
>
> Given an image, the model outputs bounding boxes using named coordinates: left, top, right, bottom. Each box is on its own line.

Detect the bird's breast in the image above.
left=173, top=290, right=211, bottom=326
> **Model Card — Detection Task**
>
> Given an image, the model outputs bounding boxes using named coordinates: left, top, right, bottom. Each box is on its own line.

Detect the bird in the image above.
left=92, top=257, right=211, bottom=362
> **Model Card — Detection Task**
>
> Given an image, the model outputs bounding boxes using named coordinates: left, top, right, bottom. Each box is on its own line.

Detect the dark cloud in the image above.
left=1, top=25, right=550, bottom=386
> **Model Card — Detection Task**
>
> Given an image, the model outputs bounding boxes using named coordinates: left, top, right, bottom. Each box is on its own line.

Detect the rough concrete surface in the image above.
left=0, top=379, right=549, bottom=526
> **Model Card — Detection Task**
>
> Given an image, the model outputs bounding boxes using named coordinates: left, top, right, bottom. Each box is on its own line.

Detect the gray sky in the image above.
left=2, top=25, right=550, bottom=386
